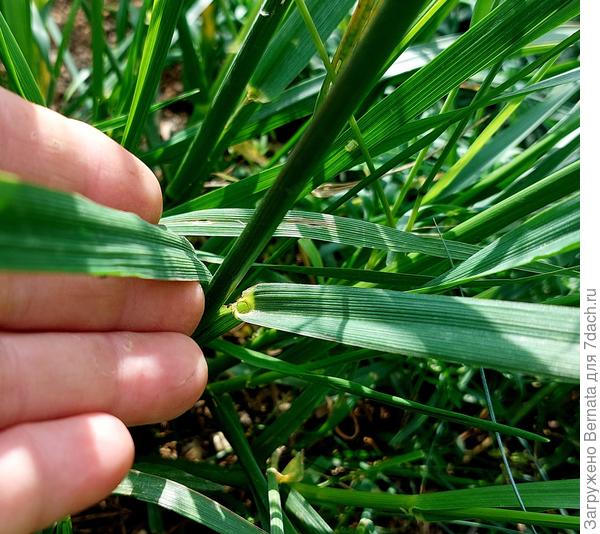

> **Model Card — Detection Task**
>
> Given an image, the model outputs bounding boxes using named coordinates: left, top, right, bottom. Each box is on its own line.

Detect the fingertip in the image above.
left=0, top=414, right=134, bottom=534
left=125, top=334, right=207, bottom=425
left=132, top=156, right=163, bottom=224
left=67, top=117, right=163, bottom=223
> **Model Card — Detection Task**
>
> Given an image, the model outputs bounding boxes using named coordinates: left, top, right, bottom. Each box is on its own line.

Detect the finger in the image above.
left=0, top=87, right=162, bottom=223
left=0, top=413, right=133, bottom=534
left=0, top=332, right=207, bottom=429
left=0, top=274, right=204, bottom=334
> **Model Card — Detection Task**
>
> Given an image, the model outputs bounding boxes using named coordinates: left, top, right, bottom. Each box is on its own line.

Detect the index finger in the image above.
left=0, top=87, right=162, bottom=223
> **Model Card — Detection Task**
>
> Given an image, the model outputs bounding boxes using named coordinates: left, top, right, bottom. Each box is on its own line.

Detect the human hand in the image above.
left=0, top=87, right=207, bottom=533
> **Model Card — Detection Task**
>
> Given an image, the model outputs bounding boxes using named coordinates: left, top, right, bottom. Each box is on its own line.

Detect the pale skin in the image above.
left=0, top=87, right=208, bottom=533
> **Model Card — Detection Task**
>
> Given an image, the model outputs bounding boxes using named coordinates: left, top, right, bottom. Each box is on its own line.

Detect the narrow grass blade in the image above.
left=133, top=462, right=225, bottom=493
left=251, top=0, right=356, bottom=103
left=121, top=0, right=185, bottom=149
left=89, top=0, right=106, bottom=118
left=428, top=196, right=579, bottom=290
left=46, top=0, right=81, bottom=104
left=114, top=469, right=267, bottom=533
left=232, top=284, right=579, bottom=381
left=0, top=10, right=44, bottom=105
left=0, top=176, right=210, bottom=283
left=209, top=339, right=547, bottom=442
left=94, top=89, right=200, bottom=132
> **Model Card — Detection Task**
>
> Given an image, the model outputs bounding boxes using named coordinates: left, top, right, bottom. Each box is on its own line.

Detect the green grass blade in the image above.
left=428, top=196, right=579, bottom=290
left=163, top=208, right=480, bottom=260
left=133, top=462, right=225, bottom=493
left=0, top=1, right=32, bottom=63
left=89, top=0, right=106, bottom=118
left=0, top=176, right=210, bottom=283
left=94, top=89, right=200, bottom=132
left=425, top=83, right=578, bottom=202
left=114, top=469, right=267, bottom=533
left=0, top=9, right=44, bottom=105
left=232, top=284, right=579, bottom=381
left=121, top=0, right=184, bottom=149
left=251, top=0, right=356, bottom=103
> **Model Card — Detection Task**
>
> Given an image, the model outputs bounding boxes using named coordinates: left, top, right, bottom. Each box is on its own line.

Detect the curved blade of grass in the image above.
left=209, top=339, right=547, bottom=442
left=163, top=208, right=480, bottom=260
left=135, top=456, right=249, bottom=489
left=428, top=196, right=579, bottom=290
left=232, top=283, right=579, bottom=381
left=167, top=0, right=292, bottom=200
left=94, top=89, right=200, bottom=132
left=0, top=10, right=44, bottom=105
left=121, top=0, right=185, bottom=149
left=114, top=469, right=267, bottom=534
left=133, top=462, right=225, bottom=493
left=0, top=176, right=210, bottom=283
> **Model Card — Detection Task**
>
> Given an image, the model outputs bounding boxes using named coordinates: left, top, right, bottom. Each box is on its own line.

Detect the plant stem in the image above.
left=200, top=0, right=424, bottom=326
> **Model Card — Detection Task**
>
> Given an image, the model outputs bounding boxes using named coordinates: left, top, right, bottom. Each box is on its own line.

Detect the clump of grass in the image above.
left=0, top=0, right=580, bottom=532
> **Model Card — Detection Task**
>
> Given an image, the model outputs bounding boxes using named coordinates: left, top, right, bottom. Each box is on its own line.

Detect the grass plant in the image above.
left=0, top=0, right=580, bottom=532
